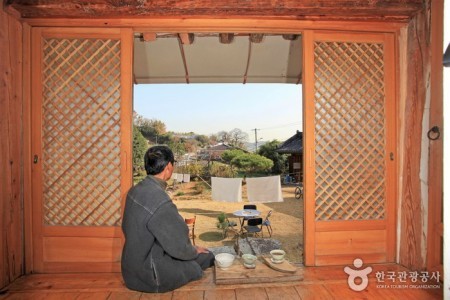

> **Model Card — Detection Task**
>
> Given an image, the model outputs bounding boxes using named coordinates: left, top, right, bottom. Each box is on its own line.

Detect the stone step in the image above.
left=236, top=237, right=282, bottom=256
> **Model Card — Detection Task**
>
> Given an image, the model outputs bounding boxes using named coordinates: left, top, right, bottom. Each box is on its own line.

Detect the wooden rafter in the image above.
left=249, top=34, right=264, bottom=43
left=178, top=33, right=195, bottom=45
left=219, top=33, right=234, bottom=44
left=177, top=38, right=190, bottom=83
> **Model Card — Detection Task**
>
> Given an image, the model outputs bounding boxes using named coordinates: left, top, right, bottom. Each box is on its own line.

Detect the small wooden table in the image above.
left=214, top=257, right=303, bottom=285
left=233, top=209, right=261, bottom=234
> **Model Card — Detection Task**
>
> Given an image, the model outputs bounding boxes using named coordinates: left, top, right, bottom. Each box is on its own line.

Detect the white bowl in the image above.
left=215, top=253, right=235, bottom=269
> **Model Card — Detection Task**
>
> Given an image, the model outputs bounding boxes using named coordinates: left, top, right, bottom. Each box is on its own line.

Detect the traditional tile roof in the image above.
left=276, top=130, right=303, bottom=154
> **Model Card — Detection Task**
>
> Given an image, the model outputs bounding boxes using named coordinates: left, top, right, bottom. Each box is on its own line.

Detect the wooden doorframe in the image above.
left=27, top=27, right=133, bottom=273
left=426, top=0, right=444, bottom=276
left=21, top=17, right=419, bottom=272
left=303, top=31, right=398, bottom=266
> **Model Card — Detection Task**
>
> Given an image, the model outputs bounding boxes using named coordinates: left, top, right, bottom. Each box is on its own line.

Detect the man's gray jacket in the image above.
left=121, top=175, right=202, bottom=292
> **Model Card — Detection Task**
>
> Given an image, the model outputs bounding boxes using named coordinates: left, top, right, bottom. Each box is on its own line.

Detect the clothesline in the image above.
left=169, top=174, right=284, bottom=203
left=171, top=173, right=191, bottom=183
left=211, top=175, right=283, bottom=203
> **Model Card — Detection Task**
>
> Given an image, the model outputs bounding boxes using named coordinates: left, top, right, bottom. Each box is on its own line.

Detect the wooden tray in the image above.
left=214, top=258, right=302, bottom=285
left=261, top=256, right=297, bottom=273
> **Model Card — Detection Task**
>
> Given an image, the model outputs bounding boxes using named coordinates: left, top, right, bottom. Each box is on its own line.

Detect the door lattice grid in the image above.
left=42, top=38, right=122, bottom=226
left=313, top=41, right=387, bottom=221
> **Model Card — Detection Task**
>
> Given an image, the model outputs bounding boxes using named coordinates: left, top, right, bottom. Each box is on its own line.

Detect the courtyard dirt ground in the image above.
left=170, top=180, right=304, bottom=264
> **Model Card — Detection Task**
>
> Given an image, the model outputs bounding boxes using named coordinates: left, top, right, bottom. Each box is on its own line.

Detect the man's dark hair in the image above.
left=144, top=145, right=175, bottom=175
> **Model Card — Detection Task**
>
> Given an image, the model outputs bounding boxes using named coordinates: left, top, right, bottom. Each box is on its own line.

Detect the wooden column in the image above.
left=398, top=2, right=432, bottom=270
left=0, top=8, right=24, bottom=289
left=426, top=0, right=443, bottom=275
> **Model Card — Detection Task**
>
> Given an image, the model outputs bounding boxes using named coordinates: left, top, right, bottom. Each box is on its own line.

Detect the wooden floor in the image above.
left=0, top=264, right=442, bottom=299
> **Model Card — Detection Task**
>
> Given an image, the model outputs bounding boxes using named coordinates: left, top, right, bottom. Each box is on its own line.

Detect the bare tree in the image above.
left=229, top=128, right=249, bottom=148
left=133, top=112, right=167, bottom=143
left=217, top=131, right=231, bottom=144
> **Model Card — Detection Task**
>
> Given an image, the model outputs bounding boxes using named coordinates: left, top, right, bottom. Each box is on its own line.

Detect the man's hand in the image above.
left=195, top=245, right=210, bottom=254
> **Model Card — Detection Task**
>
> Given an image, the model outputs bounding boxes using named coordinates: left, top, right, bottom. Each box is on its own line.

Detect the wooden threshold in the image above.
left=0, top=264, right=442, bottom=299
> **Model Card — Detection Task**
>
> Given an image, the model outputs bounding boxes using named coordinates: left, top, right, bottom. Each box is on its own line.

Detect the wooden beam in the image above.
left=22, top=18, right=406, bottom=33
left=5, top=0, right=423, bottom=21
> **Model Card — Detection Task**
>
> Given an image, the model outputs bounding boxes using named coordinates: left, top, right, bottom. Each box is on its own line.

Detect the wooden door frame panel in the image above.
left=30, top=26, right=45, bottom=272
left=28, top=27, right=133, bottom=273
left=303, top=30, right=398, bottom=266
left=23, top=18, right=404, bottom=272
left=23, top=22, right=34, bottom=274
left=302, top=30, right=315, bottom=266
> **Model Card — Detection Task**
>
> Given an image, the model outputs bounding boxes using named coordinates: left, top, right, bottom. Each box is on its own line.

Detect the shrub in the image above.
left=216, top=212, right=228, bottom=229
left=209, top=162, right=236, bottom=178
left=231, top=153, right=273, bottom=173
left=187, top=162, right=207, bottom=177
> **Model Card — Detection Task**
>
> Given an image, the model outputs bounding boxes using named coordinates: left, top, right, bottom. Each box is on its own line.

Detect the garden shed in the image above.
left=0, top=0, right=445, bottom=297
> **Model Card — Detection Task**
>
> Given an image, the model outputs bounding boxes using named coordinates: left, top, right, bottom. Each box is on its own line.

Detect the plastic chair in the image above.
left=243, top=204, right=257, bottom=221
left=262, top=210, right=273, bottom=237
left=184, top=216, right=196, bottom=245
left=243, top=217, right=263, bottom=237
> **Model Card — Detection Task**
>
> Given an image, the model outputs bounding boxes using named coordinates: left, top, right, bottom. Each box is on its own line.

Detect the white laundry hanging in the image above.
left=176, top=173, right=184, bottom=182
left=211, top=177, right=243, bottom=202
left=246, top=175, right=283, bottom=203
left=182, top=174, right=191, bottom=183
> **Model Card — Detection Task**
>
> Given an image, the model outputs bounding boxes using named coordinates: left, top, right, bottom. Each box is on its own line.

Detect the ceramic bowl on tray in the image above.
left=215, top=253, right=235, bottom=269
left=269, top=249, right=286, bottom=263
left=242, top=254, right=257, bottom=268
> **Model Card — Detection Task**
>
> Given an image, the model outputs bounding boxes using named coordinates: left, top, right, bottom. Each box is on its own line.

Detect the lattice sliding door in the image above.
left=303, top=31, right=396, bottom=266
left=31, top=28, right=132, bottom=273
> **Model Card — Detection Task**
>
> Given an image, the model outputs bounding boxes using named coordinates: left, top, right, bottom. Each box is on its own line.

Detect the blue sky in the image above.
left=133, top=83, right=302, bottom=142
